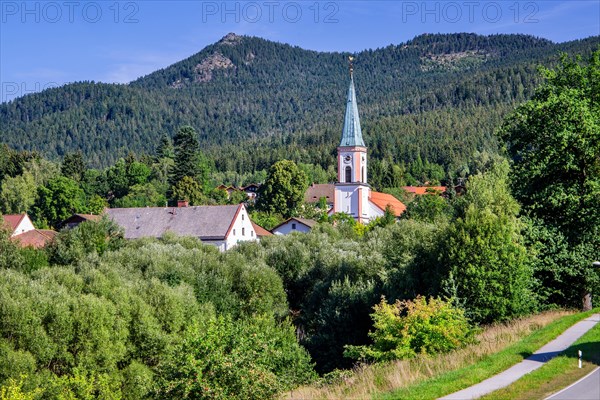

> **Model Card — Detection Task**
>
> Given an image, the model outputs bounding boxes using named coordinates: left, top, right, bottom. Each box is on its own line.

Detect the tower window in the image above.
left=362, top=167, right=365, bottom=182
left=345, top=166, right=352, bottom=183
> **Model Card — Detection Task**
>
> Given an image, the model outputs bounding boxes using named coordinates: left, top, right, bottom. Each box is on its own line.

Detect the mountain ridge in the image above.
left=1, top=32, right=599, bottom=173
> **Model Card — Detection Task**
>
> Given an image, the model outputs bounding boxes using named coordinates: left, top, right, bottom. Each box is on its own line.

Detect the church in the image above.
left=318, top=62, right=407, bottom=223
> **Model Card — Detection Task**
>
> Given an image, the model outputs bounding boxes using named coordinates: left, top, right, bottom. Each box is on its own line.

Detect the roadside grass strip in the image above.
left=479, top=319, right=600, bottom=400
left=285, top=310, right=579, bottom=399
left=377, top=309, right=597, bottom=400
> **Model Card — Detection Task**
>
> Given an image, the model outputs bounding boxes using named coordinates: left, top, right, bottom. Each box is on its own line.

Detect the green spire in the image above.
left=340, top=74, right=365, bottom=147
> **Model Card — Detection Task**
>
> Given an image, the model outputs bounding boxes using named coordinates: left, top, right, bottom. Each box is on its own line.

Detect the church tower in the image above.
left=334, top=58, right=371, bottom=223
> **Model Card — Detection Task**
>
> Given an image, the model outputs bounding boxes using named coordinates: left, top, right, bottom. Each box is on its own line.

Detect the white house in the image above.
left=2, top=214, right=36, bottom=237
left=106, top=204, right=257, bottom=252
left=272, top=217, right=317, bottom=235
left=2, top=213, right=57, bottom=248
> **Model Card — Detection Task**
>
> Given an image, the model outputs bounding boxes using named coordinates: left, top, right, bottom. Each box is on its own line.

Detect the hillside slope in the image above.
left=1, top=33, right=598, bottom=171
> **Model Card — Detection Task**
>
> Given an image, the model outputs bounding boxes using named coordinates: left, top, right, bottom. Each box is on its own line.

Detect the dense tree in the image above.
left=171, top=176, right=205, bottom=205
left=61, top=151, right=86, bottom=182
left=500, top=51, right=600, bottom=241
left=441, top=162, right=532, bottom=323
left=31, top=176, right=87, bottom=228
left=256, top=160, right=308, bottom=218
left=170, top=126, right=209, bottom=189
left=0, top=172, right=37, bottom=214
left=500, top=51, right=600, bottom=308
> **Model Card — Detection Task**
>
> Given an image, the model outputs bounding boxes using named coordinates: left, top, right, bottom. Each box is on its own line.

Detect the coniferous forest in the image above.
left=0, top=34, right=599, bottom=399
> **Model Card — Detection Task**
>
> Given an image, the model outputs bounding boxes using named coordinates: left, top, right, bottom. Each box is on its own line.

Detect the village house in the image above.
left=58, top=213, right=101, bottom=229
left=105, top=203, right=257, bottom=252
left=1, top=213, right=57, bottom=248
left=272, top=217, right=317, bottom=235
left=241, top=183, right=260, bottom=200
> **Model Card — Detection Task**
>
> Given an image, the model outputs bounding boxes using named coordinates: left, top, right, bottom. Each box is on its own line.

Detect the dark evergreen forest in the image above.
left=2, top=33, right=599, bottom=175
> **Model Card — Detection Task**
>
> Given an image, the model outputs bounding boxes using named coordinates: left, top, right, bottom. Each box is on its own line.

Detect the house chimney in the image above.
left=177, top=200, right=189, bottom=208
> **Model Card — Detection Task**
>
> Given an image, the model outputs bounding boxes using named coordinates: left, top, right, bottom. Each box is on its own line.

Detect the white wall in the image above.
left=334, top=184, right=371, bottom=222
left=11, top=215, right=35, bottom=237
left=272, top=220, right=312, bottom=235
left=224, top=205, right=257, bottom=250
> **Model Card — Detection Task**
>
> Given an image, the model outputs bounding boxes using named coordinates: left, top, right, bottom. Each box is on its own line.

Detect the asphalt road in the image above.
left=547, top=367, right=600, bottom=400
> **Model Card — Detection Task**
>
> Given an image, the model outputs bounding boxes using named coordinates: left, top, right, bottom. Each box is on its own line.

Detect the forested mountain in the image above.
left=1, top=33, right=599, bottom=173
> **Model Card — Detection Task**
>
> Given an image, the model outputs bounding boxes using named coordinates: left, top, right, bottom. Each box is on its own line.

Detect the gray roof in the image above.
left=106, top=205, right=241, bottom=240
left=272, top=217, right=318, bottom=232
left=304, top=183, right=335, bottom=204
left=340, top=76, right=365, bottom=147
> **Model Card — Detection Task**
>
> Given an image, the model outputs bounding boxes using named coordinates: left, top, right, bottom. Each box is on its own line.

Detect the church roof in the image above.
left=340, top=76, right=365, bottom=147
left=369, top=192, right=407, bottom=217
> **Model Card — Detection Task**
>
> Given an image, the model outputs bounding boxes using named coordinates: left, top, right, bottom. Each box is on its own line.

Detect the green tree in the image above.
left=256, top=160, right=308, bottom=218
left=113, top=183, right=166, bottom=208
left=171, top=176, right=205, bottom=205
left=31, top=176, right=86, bottom=228
left=170, top=126, right=209, bottom=188
left=441, top=162, right=532, bottom=323
left=344, top=296, right=474, bottom=362
left=156, top=315, right=315, bottom=399
left=0, top=217, right=24, bottom=271
left=0, top=172, right=37, bottom=214
left=403, top=192, right=450, bottom=223
left=61, top=151, right=87, bottom=182
left=499, top=50, right=600, bottom=308
left=154, top=134, right=174, bottom=160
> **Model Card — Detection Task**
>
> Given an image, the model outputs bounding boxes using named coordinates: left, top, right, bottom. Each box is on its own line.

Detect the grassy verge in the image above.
left=285, top=310, right=583, bottom=400
left=480, top=316, right=600, bottom=400
left=379, top=309, right=597, bottom=400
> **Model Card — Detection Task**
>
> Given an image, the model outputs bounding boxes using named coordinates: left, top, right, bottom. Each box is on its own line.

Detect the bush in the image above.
left=344, top=296, right=475, bottom=362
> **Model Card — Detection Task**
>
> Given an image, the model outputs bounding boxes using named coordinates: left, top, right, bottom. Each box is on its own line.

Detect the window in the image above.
left=233, top=229, right=236, bottom=236
left=251, top=231, right=254, bottom=237
left=292, top=223, right=297, bottom=230
left=242, top=227, right=245, bottom=236
left=345, top=166, right=352, bottom=183
left=361, top=167, right=365, bottom=182
left=242, top=214, right=244, bottom=220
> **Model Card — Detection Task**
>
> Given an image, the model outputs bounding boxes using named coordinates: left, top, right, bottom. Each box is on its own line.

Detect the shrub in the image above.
left=344, top=296, right=475, bottom=362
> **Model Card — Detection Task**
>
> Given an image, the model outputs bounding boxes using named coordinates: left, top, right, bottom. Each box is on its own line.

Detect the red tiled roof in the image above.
left=402, top=186, right=446, bottom=195
left=1, top=214, right=26, bottom=232
left=369, top=192, right=407, bottom=216
left=11, top=229, right=57, bottom=248
left=251, top=222, right=272, bottom=237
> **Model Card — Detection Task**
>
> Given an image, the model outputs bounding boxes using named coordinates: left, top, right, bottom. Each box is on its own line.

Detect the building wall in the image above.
left=334, top=184, right=372, bottom=223
left=11, top=215, right=35, bottom=237
left=272, top=221, right=312, bottom=235
left=224, top=206, right=257, bottom=250
left=367, top=201, right=385, bottom=220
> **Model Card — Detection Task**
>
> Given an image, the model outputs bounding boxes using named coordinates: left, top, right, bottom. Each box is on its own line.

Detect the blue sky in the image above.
left=1, top=0, right=599, bottom=102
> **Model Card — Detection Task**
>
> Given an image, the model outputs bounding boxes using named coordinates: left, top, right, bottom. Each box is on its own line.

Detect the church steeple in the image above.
left=340, top=62, right=365, bottom=147
left=334, top=57, right=370, bottom=223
